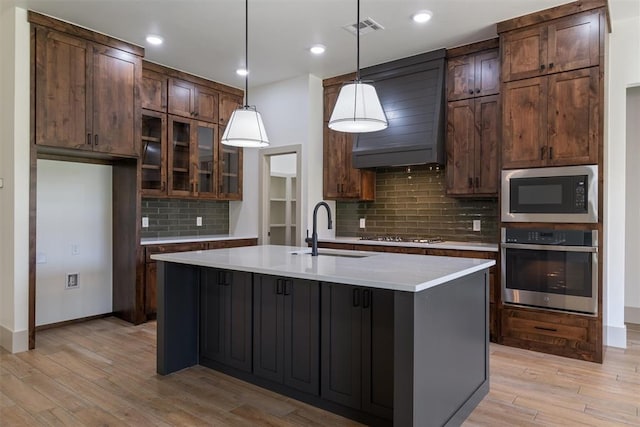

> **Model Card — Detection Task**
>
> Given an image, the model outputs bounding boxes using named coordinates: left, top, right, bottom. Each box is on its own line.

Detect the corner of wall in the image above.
left=0, top=325, right=28, bottom=353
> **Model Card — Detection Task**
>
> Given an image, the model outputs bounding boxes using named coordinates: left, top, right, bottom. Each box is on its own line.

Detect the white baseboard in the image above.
left=604, top=323, right=627, bottom=349
left=625, top=306, right=640, bottom=325
left=0, top=325, right=28, bottom=353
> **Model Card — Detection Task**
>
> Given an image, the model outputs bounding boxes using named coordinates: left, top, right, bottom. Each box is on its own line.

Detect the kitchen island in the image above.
left=152, top=245, right=495, bottom=427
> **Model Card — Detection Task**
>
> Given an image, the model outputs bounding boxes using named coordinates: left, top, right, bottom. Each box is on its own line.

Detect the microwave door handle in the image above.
left=501, top=243, right=597, bottom=253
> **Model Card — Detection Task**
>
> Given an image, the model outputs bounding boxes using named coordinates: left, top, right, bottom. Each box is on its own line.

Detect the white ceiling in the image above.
left=14, top=0, right=640, bottom=90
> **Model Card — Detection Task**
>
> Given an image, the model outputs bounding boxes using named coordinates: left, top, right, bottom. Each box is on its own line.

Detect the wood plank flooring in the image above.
left=1, top=317, right=639, bottom=426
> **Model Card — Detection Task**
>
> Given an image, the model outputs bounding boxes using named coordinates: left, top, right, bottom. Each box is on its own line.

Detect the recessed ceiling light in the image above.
left=146, top=35, right=163, bottom=45
left=310, top=44, right=326, bottom=55
left=412, top=10, right=433, bottom=24
left=236, top=68, right=249, bottom=76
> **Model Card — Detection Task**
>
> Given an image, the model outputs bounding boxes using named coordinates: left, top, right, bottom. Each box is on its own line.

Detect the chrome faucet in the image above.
left=305, top=201, right=333, bottom=256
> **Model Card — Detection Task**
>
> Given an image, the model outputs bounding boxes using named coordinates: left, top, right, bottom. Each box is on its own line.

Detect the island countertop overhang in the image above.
left=151, top=244, right=495, bottom=293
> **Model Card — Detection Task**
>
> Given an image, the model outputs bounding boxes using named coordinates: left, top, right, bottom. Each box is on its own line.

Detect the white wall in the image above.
left=605, top=8, right=640, bottom=346
left=625, top=86, right=640, bottom=324
left=36, top=160, right=113, bottom=326
left=0, top=5, right=30, bottom=353
left=229, top=74, right=331, bottom=244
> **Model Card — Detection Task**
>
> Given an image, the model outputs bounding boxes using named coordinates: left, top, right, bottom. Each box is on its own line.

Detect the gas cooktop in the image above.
left=359, top=236, right=445, bottom=244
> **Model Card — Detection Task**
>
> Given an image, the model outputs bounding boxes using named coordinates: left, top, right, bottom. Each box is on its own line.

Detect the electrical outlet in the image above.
left=66, top=273, right=79, bottom=289
left=142, top=217, right=149, bottom=228
left=0, top=178, right=4, bottom=188
left=359, top=218, right=366, bottom=229
left=473, top=220, right=481, bottom=232
left=71, top=244, right=79, bottom=255
left=196, top=216, right=203, bottom=227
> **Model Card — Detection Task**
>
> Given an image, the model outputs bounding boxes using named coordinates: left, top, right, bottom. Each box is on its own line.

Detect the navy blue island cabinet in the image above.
left=155, top=248, right=490, bottom=427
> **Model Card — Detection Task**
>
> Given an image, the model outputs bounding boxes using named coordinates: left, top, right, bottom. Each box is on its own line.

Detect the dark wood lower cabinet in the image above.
left=200, top=268, right=252, bottom=372
left=253, top=275, right=319, bottom=395
left=321, top=283, right=394, bottom=420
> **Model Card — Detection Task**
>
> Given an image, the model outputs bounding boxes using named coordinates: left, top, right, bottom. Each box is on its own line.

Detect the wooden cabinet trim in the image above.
left=496, top=0, right=608, bottom=33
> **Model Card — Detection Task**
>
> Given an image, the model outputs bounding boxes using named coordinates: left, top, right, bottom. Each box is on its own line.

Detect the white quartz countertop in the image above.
left=141, top=235, right=257, bottom=246
left=320, top=237, right=499, bottom=252
left=151, top=245, right=495, bottom=293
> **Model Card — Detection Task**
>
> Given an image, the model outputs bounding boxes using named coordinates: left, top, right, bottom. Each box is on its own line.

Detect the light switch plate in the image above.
left=0, top=178, right=4, bottom=188
left=142, top=217, right=149, bottom=228
left=196, top=216, right=203, bottom=227
left=359, top=218, right=366, bottom=229
left=473, top=220, right=481, bottom=232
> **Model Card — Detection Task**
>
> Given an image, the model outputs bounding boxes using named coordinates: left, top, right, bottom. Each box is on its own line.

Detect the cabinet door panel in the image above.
left=167, top=116, right=193, bottom=196
left=547, top=11, right=600, bottom=74
left=474, top=50, right=500, bottom=97
left=284, top=280, right=319, bottom=395
left=141, top=69, right=167, bottom=112
left=361, top=289, right=394, bottom=420
left=218, top=145, right=243, bottom=200
left=474, top=95, right=499, bottom=194
left=253, top=275, right=284, bottom=383
left=225, top=271, right=252, bottom=372
left=446, top=99, right=475, bottom=195
left=195, top=122, right=218, bottom=198
left=321, top=283, right=362, bottom=409
left=35, top=28, right=91, bottom=150
left=92, top=44, right=138, bottom=156
left=169, top=79, right=195, bottom=118
left=219, top=93, right=243, bottom=126
left=144, top=262, right=157, bottom=317
left=200, top=269, right=225, bottom=363
left=141, top=110, right=167, bottom=195
left=501, top=26, right=546, bottom=82
left=502, top=77, right=547, bottom=168
left=323, top=127, right=351, bottom=199
left=195, top=85, right=219, bottom=123
left=547, top=68, right=599, bottom=166
left=446, top=55, right=475, bottom=101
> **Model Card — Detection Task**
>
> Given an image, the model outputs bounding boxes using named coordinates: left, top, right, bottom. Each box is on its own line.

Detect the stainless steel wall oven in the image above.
left=501, top=228, right=598, bottom=314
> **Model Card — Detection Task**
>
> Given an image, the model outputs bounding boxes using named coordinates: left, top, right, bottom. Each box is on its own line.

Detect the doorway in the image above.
left=259, top=146, right=302, bottom=246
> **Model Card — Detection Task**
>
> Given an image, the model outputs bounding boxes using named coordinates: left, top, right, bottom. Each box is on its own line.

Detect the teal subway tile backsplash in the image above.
left=336, top=166, right=499, bottom=243
left=141, top=198, right=229, bottom=238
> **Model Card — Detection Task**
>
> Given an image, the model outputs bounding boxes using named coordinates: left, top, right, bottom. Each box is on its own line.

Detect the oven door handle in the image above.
left=501, top=242, right=598, bottom=253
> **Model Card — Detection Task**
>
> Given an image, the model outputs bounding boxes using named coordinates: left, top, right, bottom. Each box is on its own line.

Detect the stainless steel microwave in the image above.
left=502, top=165, right=598, bottom=223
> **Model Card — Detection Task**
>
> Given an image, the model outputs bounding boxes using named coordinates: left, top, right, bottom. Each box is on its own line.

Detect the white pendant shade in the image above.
left=328, top=81, right=388, bottom=133
left=221, top=106, right=269, bottom=148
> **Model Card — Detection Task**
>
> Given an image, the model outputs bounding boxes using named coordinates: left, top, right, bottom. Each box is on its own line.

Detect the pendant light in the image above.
left=221, top=0, right=269, bottom=147
left=328, top=0, right=387, bottom=133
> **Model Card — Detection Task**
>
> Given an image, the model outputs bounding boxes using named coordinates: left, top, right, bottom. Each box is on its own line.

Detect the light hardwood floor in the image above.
left=1, top=317, right=639, bottom=426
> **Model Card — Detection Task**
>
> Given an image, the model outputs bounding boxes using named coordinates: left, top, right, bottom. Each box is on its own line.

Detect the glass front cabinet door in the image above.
left=141, top=110, right=166, bottom=195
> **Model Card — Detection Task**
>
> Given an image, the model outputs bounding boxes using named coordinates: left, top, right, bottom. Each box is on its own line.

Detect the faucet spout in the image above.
left=306, top=201, right=333, bottom=256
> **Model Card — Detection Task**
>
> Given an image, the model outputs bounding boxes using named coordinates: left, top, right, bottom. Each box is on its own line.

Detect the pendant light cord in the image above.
left=244, top=0, right=249, bottom=107
left=356, top=0, right=360, bottom=81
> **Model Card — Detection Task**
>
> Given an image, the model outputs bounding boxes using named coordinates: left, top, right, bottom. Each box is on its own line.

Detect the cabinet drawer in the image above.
left=208, top=238, right=257, bottom=250
left=145, top=242, right=208, bottom=262
left=502, top=308, right=589, bottom=343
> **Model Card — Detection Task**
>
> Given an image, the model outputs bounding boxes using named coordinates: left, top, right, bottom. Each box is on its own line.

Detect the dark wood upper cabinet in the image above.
left=141, top=68, right=167, bottom=112
left=501, top=9, right=601, bottom=82
left=446, top=96, right=499, bottom=196
left=446, top=44, right=499, bottom=196
left=141, top=110, right=167, bottom=196
left=34, top=26, right=140, bottom=157
left=322, top=77, right=375, bottom=201
left=503, top=69, right=598, bottom=168
left=219, top=93, right=243, bottom=126
left=447, top=50, right=499, bottom=101
left=168, top=78, right=219, bottom=122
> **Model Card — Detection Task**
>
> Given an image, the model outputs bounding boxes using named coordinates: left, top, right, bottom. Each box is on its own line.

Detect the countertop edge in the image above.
left=319, top=238, right=499, bottom=252
left=141, top=235, right=258, bottom=246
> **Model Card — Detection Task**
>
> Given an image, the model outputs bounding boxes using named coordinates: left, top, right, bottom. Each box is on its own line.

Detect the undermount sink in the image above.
left=290, top=249, right=372, bottom=258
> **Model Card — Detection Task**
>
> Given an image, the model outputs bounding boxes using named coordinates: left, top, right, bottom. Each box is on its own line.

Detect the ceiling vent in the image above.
left=343, top=17, right=385, bottom=36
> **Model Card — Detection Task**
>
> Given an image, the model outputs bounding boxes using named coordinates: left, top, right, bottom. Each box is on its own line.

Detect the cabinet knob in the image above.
left=475, top=177, right=479, bottom=188
left=475, top=88, right=480, bottom=94
left=94, top=134, right=99, bottom=146
left=549, top=146, right=554, bottom=159
left=540, top=147, right=546, bottom=160
left=468, top=177, right=473, bottom=188
left=549, top=62, right=554, bottom=69
left=87, top=133, right=92, bottom=145
left=540, top=64, right=546, bottom=70
left=353, top=288, right=361, bottom=307
left=468, top=89, right=474, bottom=95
